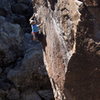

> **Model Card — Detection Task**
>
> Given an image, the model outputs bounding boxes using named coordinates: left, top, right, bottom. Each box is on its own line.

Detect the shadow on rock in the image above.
left=64, top=53, right=100, bottom=100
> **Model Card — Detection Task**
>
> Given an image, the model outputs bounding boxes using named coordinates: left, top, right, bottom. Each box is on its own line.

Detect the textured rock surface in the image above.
left=7, top=44, right=50, bottom=88
left=7, top=88, right=20, bottom=100
left=38, top=90, right=54, bottom=100
left=0, top=16, right=22, bottom=67
left=33, top=0, right=100, bottom=100
left=21, top=90, right=41, bottom=100
left=0, top=0, right=100, bottom=100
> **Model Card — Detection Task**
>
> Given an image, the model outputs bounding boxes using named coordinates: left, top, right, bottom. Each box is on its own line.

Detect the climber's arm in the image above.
left=29, top=14, right=35, bottom=21
left=38, top=21, right=44, bottom=27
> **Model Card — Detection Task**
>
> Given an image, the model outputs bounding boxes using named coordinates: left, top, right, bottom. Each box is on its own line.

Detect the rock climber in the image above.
left=29, top=14, right=43, bottom=40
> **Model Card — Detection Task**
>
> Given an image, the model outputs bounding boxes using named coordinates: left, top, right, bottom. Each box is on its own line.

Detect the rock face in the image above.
left=0, top=0, right=54, bottom=100
left=0, top=0, right=100, bottom=99
left=33, top=0, right=100, bottom=100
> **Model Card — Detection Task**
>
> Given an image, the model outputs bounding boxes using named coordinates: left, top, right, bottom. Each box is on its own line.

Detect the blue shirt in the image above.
left=31, top=24, right=39, bottom=32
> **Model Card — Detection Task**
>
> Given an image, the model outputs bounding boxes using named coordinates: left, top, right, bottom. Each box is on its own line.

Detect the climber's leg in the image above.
left=31, top=32, right=37, bottom=40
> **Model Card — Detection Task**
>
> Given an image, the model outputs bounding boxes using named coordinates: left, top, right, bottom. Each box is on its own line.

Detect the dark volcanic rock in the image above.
left=6, top=32, right=53, bottom=98
left=0, top=0, right=11, bottom=13
left=0, top=16, right=23, bottom=67
left=11, top=3, right=29, bottom=15
left=0, top=0, right=53, bottom=100
left=0, top=8, right=8, bottom=16
left=0, top=68, right=2, bottom=74
left=7, top=88, right=20, bottom=100
left=21, top=90, right=41, bottom=100
left=0, top=80, right=11, bottom=90
left=0, top=89, right=7, bottom=100
left=7, top=43, right=50, bottom=89
left=38, top=90, right=54, bottom=100
left=12, top=15, right=26, bottom=24
left=17, top=0, right=32, bottom=5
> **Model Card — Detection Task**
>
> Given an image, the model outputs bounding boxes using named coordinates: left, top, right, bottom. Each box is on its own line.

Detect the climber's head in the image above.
left=30, top=20, right=36, bottom=25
